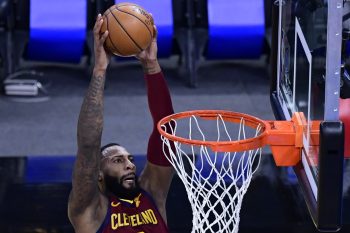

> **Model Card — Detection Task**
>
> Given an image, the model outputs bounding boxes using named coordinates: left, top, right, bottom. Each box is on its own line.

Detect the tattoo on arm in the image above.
left=142, top=61, right=161, bottom=75
left=70, top=72, right=106, bottom=214
left=143, top=66, right=158, bottom=74
left=77, top=74, right=105, bottom=150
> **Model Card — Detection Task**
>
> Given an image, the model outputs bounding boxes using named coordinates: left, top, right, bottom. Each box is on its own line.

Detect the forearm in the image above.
left=142, top=60, right=172, bottom=120
left=145, top=72, right=173, bottom=121
left=144, top=68, right=174, bottom=166
left=69, top=68, right=106, bottom=216
left=77, top=68, right=106, bottom=158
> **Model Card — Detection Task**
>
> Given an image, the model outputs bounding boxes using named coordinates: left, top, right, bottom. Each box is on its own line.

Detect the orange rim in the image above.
left=157, top=110, right=269, bottom=152
left=157, top=110, right=319, bottom=166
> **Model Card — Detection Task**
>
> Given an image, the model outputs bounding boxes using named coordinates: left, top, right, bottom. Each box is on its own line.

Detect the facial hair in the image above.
left=104, top=174, right=141, bottom=200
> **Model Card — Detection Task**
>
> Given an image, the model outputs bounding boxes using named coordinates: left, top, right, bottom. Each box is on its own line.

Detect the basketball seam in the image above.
left=103, top=5, right=115, bottom=17
left=110, top=9, right=143, bottom=52
left=106, top=11, right=124, bottom=56
left=116, top=6, right=153, bottom=41
left=104, top=4, right=141, bottom=16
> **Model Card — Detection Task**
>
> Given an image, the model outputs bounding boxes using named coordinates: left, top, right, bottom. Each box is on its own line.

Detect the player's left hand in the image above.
left=135, top=24, right=158, bottom=63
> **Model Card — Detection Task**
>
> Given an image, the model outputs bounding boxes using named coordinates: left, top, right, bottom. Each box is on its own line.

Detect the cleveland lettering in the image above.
left=111, top=209, right=158, bottom=230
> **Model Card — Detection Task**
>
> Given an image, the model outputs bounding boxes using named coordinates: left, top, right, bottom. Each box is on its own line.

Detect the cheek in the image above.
left=105, top=164, right=124, bottom=180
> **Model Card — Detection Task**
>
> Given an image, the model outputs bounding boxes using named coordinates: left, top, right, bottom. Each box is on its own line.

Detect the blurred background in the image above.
left=0, top=0, right=349, bottom=232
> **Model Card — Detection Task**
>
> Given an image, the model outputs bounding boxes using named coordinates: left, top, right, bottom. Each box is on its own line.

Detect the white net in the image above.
left=160, top=113, right=263, bottom=233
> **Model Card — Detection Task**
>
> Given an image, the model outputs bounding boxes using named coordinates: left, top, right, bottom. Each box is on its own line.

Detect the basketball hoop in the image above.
left=157, top=110, right=319, bottom=233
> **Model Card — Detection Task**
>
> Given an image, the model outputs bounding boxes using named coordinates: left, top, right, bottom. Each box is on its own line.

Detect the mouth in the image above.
left=121, top=173, right=136, bottom=184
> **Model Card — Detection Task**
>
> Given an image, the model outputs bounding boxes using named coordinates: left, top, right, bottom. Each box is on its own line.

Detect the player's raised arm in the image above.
left=136, top=25, right=175, bottom=223
left=68, top=14, right=110, bottom=231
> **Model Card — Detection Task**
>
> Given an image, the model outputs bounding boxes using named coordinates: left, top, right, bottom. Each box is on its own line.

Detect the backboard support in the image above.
left=270, top=0, right=345, bottom=231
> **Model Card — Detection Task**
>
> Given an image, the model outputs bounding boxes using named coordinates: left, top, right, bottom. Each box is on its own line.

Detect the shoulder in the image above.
left=140, top=188, right=154, bottom=200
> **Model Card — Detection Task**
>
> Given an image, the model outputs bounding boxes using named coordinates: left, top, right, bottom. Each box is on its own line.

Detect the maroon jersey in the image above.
left=96, top=190, right=169, bottom=233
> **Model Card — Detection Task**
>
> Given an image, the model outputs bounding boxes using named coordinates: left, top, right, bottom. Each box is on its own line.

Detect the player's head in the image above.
left=99, top=143, right=140, bottom=199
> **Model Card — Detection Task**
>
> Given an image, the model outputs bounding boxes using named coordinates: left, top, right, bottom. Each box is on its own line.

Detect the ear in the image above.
left=98, top=170, right=104, bottom=181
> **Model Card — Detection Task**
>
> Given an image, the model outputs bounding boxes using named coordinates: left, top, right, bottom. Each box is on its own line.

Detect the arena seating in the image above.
left=186, top=0, right=266, bottom=87
left=0, top=0, right=190, bottom=88
left=0, top=0, right=268, bottom=89
left=26, top=0, right=87, bottom=63
left=0, top=0, right=96, bottom=96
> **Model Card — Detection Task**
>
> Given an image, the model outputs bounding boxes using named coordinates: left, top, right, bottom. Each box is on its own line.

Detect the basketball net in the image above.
left=159, top=113, right=263, bottom=233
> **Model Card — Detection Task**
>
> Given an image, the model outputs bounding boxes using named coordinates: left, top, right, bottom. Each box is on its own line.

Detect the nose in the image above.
left=126, top=159, right=135, bottom=170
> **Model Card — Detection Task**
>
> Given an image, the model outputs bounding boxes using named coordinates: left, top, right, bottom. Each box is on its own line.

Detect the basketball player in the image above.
left=68, top=14, right=174, bottom=233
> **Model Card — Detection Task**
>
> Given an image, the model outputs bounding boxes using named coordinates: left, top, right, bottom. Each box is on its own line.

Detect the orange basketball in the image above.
left=100, top=3, right=154, bottom=57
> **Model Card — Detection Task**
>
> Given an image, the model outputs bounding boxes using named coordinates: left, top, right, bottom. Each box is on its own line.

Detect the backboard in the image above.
left=270, top=0, right=344, bottom=231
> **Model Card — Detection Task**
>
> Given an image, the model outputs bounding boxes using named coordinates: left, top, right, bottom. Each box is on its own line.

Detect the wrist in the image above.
left=93, top=67, right=107, bottom=77
left=141, top=60, right=161, bottom=75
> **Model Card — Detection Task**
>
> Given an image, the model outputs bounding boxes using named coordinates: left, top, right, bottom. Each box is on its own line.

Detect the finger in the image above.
left=93, top=14, right=102, bottom=30
left=152, top=25, right=158, bottom=41
left=93, top=14, right=103, bottom=35
left=96, top=13, right=102, bottom=21
left=100, top=30, right=109, bottom=43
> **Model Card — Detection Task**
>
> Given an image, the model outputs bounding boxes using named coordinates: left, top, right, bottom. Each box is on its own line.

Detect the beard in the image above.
left=104, top=173, right=141, bottom=200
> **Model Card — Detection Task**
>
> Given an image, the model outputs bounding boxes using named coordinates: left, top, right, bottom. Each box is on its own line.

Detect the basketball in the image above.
left=100, top=3, right=154, bottom=57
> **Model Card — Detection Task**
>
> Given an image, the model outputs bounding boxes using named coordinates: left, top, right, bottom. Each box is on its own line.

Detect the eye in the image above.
left=129, top=157, right=135, bottom=163
left=112, top=158, right=123, bottom=163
